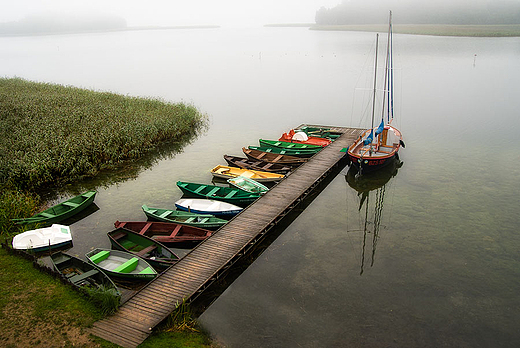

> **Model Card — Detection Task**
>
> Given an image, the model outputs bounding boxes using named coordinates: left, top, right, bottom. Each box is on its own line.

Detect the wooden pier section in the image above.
left=90, top=125, right=363, bottom=348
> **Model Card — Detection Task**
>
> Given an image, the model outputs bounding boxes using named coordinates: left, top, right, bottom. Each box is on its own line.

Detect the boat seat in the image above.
left=193, top=186, right=206, bottom=194
left=242, top=171, right=255, bottom=178
left=39, top=212, right=55, bottom=218
left=111, top=231, right=127, bottom=240
left=159, top=210, right=173, bottom=218
left=69, top=269, right=99, bottom=284
left=136, top=245, right=157, bottom=257
left=62, top=202, right=79, bottom=208
left=199, top=217, right=209, bottom=223
left=90, top=250, right=110, bottom=264
left=185, top=217, right=196, bottom=223
left=113, top=257, right=139, bottom=273
left=169, top=224, right=182, bottom=237
left=207, top=187, right=220, bottom=196
left=138, top=267, right=155, bottom=275
left=224, top=191, right=237, bottom=198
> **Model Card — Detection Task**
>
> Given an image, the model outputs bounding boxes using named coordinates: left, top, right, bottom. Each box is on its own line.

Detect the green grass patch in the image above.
left=310, top=24, right=520, bottom=37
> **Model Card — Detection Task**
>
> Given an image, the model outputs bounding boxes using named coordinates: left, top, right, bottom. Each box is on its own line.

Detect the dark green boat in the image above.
left=247, top=145, right=321, bottom=157
left=295, top=126, right=342, bottom=140
left=176, top=181, right=261, bottom=206
left=12, top=190, right=97, bottom=225
left=107, top=227, right=180, bottom=270
left=259, top=139, right=322, bottom=150
left=142, top=204, right=227, bottom=230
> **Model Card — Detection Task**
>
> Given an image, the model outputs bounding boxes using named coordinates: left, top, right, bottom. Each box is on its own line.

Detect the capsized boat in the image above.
left=344, top=11, right=404, bottom=174
left=224, top=155, right=292, bottom=174
left=175, top=198, right=243, bottom=218
left=107, top=227, right=180, bottom=270
left=12, top=224, right=72, bottom=252
left=258, top=139, right=322, bottom=150
left=242, top=147, right=308, bottom=167
left=50, top=252, right=120, bottom=296
left=227, top=176, right=269, bottom=195
left=12, top=191, right=97, bottom=225
left=177, top=181, right=261, bottom=206
left=114, top=220, right=212, bottom=246
left=85, top=248, right=157, bottom=281
left=247, top=145, right=320, bottom=158
left=211, top=165, right=285, bottom=183
left=142, top=204, right=227, bottom=230
left=279, top=129, right=332, bottom=147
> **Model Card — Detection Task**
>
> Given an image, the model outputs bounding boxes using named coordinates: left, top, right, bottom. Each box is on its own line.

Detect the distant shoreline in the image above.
left=309, top=24, right=520, bottom=37
left=0, top=25, right=220, bottom=37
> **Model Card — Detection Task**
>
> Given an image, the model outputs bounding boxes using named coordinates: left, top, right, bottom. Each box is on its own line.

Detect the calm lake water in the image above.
left=2, top=27, right=520, bottom=347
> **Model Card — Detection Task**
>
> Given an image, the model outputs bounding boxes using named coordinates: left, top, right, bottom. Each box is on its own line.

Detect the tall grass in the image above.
left=0, top=77, right=209, bottom=192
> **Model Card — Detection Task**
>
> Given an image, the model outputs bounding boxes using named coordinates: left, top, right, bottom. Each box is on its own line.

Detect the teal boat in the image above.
left=85, top=248, right=157, bottom=282
left=295, top=126, right=342, bottom=140
left=176, top=181, right=261, bottom=206
left=227, top=176, right=269, bottom=195
left=12, top=190, right=97, bottom=225
left=142, top=204, right=227, bottom=230
left=247, top=145, right=321, bottom=158
left=259, top=139, right=322, bottom=150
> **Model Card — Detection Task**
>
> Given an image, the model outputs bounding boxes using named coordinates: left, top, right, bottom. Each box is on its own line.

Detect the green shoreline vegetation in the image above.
left=0, top=77, right=216, bottom=347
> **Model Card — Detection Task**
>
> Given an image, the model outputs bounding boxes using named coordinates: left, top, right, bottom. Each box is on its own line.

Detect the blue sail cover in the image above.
left=363, top=129, right=374, bottom=145
left=375, top=119, right=385, bottom=136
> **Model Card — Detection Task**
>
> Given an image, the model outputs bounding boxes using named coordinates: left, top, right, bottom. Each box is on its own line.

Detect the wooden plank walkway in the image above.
left=90, top=125, right=363, bottom=348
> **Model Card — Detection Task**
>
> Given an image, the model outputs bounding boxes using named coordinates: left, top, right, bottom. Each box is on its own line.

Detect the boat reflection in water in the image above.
left=345, top=157, right=403, bottom=275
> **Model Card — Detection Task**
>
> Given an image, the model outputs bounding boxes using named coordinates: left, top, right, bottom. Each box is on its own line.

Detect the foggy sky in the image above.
left=0, top=0, right=342, bottom=27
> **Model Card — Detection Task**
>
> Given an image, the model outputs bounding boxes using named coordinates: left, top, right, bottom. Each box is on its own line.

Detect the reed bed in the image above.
left=0, top=77, right=208, bottom=191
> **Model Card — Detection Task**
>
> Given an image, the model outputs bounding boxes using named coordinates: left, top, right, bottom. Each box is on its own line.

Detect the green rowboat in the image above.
left=259, top=139, right=322, bottom=150
left=227, top=176, right=269, bottom=195
left=295, top=126, right=342, bottom=139
left=107, top=227, right=180, bottom=270
left=247, top=145, right=321, bottom=157
left=85, top=248, right=157, bottom=282
left=141, top=204, right=227, bottom=230
left=12, top=190, right=97, bottom=225
left=176, top=181, right=261, bottom=206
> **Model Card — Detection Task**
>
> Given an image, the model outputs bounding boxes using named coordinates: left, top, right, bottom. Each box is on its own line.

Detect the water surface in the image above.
left=2, top=27, right=520, bottom=347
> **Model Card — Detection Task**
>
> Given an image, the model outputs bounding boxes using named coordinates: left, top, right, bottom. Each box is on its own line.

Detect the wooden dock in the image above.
left=90, top=125, right=363, bottom=348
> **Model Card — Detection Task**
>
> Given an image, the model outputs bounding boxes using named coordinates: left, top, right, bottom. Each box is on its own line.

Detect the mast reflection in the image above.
left=345, top=158, right=403, bottom=275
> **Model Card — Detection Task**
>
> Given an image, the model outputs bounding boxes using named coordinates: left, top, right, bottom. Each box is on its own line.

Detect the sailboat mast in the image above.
left=382, top=11, right=392, bottom=123
left=371, top=33, right=379, bottom=134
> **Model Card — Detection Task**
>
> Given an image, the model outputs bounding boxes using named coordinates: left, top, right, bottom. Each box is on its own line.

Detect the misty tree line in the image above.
left=0, top=14, right=127, bottom=36
left=315, top=1, right=520, bottom=25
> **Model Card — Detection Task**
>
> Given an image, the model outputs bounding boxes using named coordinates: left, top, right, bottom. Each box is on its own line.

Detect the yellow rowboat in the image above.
left=210, top=165, right=285, bottom=183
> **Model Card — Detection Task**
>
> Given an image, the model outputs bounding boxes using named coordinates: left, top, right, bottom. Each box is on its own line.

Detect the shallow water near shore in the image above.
left=2, top=27, right=520, bottom=347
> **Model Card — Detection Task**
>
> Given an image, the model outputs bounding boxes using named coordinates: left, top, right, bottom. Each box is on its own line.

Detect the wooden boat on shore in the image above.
left=279, top=129, right=332, bottom=147
left=247, top=145, right=320, bottom=158
left=50, top=252, right=120, bottom=296
left=242, top=147, right=308, bottom=166
left=258, top=139, right=322, bottom=150
left=177, top=181, right=261, bottom=206
left=211, top=165, right=284, bottom=183
left=12, top=191, right=97, bottom=225
left=142, top=204, right=227, bottom=230
left=114, top=221, right=212, bottom=246
left=12, top=224, right=72, bottom=252
left=107, top=227, right=180, bottom=270
left=175, top=198, right=243, bottom=218
left=227, top=176, right=269, bottom=195
left=223, top=155, right=292, bottom=174
left=85, top=248, right=157, bottom=281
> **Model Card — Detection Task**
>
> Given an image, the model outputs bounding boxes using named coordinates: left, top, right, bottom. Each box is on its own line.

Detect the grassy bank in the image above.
left=310, top=24, right=520, bottom=37
left=0, top=78, right=216, bottom=347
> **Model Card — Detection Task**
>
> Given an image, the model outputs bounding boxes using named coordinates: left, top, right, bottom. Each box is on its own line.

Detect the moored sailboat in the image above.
left=344, top=12, right=405, bottom=174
